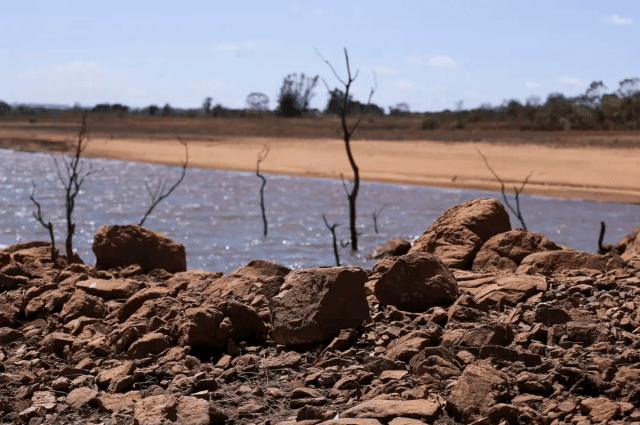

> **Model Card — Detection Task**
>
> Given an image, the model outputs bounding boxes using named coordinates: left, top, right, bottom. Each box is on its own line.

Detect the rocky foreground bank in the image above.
left=1, top=198, right=640, bottom=425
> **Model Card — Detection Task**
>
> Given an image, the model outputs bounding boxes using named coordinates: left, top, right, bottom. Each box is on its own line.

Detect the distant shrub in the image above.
left=0, top=101, right=11, bottom=115
left=421, top=116, right=439, bottom=130
left=454, top=121, right=465, bottom=129
left=276, top=73, right=319, bottom=117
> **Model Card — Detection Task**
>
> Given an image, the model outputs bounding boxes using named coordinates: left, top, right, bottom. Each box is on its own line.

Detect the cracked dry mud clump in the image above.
left=2, top=198, right=640, bottom=425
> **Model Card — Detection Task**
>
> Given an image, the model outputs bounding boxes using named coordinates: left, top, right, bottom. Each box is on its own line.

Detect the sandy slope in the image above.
left=68, top=136, right=640, bottom=204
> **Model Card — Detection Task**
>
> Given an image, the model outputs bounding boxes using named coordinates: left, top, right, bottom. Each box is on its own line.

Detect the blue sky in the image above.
left=1, top=0, right=638, bottom=112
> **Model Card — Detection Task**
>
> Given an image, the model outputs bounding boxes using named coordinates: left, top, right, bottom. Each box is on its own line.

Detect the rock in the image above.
left=0, top=327, right=22, bottom=344
left=580, top=397, right=620, bottom=422
left=66, top=387, right=98, bottom=409
left=176, top=396, right=215, bottom=425
left=270, top=267, right=371, bottom=345
left=262, top=351, right=303, bottom=369
left=203, top=259, right=290, bottom=302
left=320, top=420, right=382, bottom=425
left=97, top=361, right=134, bottom=387
left=173, top=307, right=230, bottom=349
left=93, top=225, right=186, bottom=273
left=366, top=238, right=411, bottom=260
left=516, top=251, right=626, bottom=275
left=341, top=399, right=441, bottom=422
left=120, top=286, right=175, bottom=321
left=0, top=272, right=27, bottom=290
left=614, top=227, right=640, bottom=259
left=447, top=360, right=511, bottom=421
left=409, top=198, right=511, bottom=269
left=472, top=229, right=562, bottom=272
left=133, top=394, right=179, bottom=425
left=31, top=391, right=57, bottom=411
left=77, top=278, right=139, bottom=299
left=127, top=332, right=172, bottom=360
left=42, top=332, right=75, bottom=356
left=458, top=274, right=547, bottom=309
left=535, top=304, right=571, bottom=326
left=217, top=300, right=268, bottom=340
left=373, top=253, right=458, bottom=312
left=324, top=329, right=359, bottom=353
left=385, top=337, right=432, bottom=362
left=97, top=391, right=142, bottom=412
left=59, top=289, right=106, bottom=322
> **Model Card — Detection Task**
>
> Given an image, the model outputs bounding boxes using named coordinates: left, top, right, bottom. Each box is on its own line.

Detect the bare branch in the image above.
left=139, top=138, right=189, bottom=227
left=29, top=182, right=57, bottom=261
left=322, top=214, right=342, bottom=266
left=317, top=47, right=376, bottom=252
left=315, top=47, right=347, bottom=86
left=477, top=149, right=530, bottom=230
left=256, top=145, right=270, bottom=237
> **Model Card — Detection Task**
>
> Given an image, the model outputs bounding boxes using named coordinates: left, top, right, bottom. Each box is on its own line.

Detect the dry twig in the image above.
left=139, top=137, right=189, bottom=226
left=477, top=149, right=531, bottom=230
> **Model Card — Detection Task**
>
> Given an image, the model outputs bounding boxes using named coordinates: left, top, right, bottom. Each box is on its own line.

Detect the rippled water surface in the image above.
left=1, top=149, right=639, bottom=273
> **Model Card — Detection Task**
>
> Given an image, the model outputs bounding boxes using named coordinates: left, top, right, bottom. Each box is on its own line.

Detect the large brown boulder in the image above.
left=269, top=267, right=370, bottom=345
left=373, top=253, right=458, bottom=312
left=409, top=198, right=511, bottom=269
left=472, top=229, right=562, bottom=272
left=92, top=225, right=186, bottom=273
left=202, top=259, right=290, bottom=303
left=516, top=251, right=626, bottom=275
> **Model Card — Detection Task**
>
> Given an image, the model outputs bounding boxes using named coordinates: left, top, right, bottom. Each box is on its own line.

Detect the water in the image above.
left=1, top=149, right=639, bottom=274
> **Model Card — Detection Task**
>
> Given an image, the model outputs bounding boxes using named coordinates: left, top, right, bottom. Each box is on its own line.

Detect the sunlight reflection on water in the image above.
left=1, top=149, right=639, bottom=273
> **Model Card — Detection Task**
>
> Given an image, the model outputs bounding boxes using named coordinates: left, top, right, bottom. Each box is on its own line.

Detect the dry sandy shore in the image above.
left=76, top=136, right=640, bottom=205
left=3, top=132, right=640, bottom=204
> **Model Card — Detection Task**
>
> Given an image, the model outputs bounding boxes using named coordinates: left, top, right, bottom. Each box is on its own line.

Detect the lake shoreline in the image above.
left=3, top=133, right=640, bottom=205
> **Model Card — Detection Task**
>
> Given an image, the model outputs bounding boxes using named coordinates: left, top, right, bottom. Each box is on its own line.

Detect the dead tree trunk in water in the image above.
left=29, top=182, right=58, bottom=262
left=256, top=146, right=270, bottom=237
left=322, top=214, right=341, bottom=266
left=54, top=112, right=96, bottom=260
left=316, top=47, right=377, bottom=252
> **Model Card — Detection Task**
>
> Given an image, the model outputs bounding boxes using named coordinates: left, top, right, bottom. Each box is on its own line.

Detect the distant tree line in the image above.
left=3, top=76, right=640, bottom=131
left=421, top=78, right=640, bottom=131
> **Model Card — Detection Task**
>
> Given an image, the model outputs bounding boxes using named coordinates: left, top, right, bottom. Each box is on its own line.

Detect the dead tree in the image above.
left=29, top=182, right=58, bottom=261
left=597, top=221, right=617, bottom=254
left=477, top=149, right=531, bottom=230
left=54, top=111, right=96, bottom=260
left=322, top=214, right=342, bottom=266
left=372, top=204, right=388, bottom=234
left=256, top=145, right=270, bottom=237
left=139, top=137, right=189, bottom=227
left=316, top=47, right=377, bottom=251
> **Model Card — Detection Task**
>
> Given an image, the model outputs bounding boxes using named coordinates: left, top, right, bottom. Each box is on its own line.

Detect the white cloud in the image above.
left=556, top=76, right=584, bottom=87
left=525, top=81, right=540, bottom=90
left=603, top=14, right=633, bottom=25
left=428, top=56, right=457, bottom=68
left=214, top=42, right=256, bottom=52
